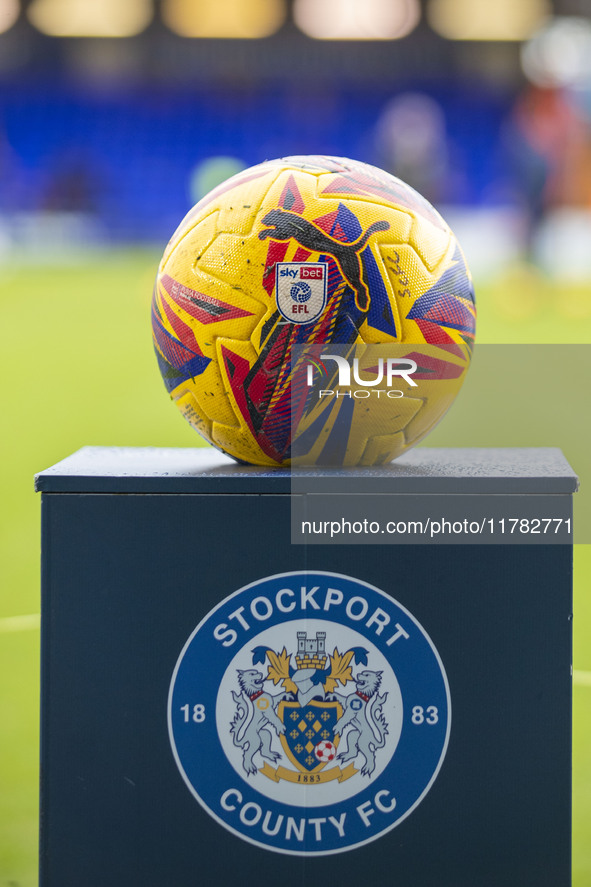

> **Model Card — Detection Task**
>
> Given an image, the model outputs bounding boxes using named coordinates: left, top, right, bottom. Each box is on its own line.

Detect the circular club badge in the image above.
left=168, top=571, right=450, bottom=856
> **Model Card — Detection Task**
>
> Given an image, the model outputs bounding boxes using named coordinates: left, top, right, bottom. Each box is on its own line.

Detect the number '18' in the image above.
left=180, top=704, right=206, bottom=723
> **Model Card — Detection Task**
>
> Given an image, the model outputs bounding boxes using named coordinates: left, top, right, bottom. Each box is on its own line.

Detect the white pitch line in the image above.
left=0, top=613, right=41, bottom=633
left=574, top=669, right=591, bottom=687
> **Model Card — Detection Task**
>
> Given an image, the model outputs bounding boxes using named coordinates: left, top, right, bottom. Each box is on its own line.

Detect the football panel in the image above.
left=213, top=335, right=288, bottom=466
left=160, top=208, right=220, bottom=271
left=360, top=431, right=408, bottom=466
left=408, top=212, right=452, bottom=272
left=291, top=392, right=424, bottom=467
left=212, top=420, right=279, bottom=467
left=161, top=162, right=282, bottom=264
left=313, top=163, right=448, bottom=233
left=174, top=390, right=213, bottom=440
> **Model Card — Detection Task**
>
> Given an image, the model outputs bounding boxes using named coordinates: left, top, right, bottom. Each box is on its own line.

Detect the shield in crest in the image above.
left=278, top=699, right=343, bottom=773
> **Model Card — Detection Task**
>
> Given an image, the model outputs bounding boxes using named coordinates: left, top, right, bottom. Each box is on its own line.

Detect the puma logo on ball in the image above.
left=259, top=208, right=390, bottom=312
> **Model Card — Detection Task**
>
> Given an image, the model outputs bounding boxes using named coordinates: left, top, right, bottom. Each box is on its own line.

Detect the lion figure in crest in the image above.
left=331, top=670, right=388, bottom=777
left=229, top=669, right=286, bottom=775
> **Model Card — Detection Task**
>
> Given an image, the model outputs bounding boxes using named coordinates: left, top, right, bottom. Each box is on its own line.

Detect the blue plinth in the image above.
left=36, top=447, right=576, bottom=887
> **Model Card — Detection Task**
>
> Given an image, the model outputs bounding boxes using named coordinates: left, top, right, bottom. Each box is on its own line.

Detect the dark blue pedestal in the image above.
left=36, top=447, right=577, bottom=887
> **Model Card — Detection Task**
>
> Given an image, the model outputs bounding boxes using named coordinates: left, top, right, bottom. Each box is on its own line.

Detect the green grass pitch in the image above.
left=0, top=251, right=589, bottom=884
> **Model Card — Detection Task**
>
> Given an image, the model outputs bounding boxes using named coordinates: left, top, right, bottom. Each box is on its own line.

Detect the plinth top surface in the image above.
left=35, top=446, right=578, bottom=495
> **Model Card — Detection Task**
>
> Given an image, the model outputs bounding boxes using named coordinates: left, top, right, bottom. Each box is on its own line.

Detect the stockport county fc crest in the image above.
left=168, top=571, right=450, bottom=856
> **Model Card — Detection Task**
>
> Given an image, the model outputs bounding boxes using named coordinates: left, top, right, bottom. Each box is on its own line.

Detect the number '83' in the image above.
left=411, top=705, right=438, bottom=725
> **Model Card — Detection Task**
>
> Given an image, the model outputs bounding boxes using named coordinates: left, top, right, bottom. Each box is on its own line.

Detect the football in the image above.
left=151, top=155, right=476, bottom=466
left=314, top=740, right=336, bottom=763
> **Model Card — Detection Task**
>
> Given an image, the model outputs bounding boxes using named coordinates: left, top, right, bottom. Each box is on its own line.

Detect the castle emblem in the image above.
left=296, top=630, right=326, bottom=669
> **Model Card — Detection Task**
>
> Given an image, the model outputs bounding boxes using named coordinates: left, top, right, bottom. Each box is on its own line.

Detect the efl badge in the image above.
left=275, top=262, right=327, bottom=324
left=168, top=571, right=450, bottom=856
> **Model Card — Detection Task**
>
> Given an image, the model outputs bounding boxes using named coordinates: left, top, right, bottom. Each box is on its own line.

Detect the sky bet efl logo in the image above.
left=168, top=571, right=450, bottom=856
left=276, top=262, right=327, bottom=324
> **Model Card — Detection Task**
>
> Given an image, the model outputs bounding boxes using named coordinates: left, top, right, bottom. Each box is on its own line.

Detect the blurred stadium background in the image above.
left=1, top=0, right=590, bottom=883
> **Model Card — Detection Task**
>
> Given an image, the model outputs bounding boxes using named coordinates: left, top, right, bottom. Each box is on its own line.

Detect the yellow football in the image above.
left=152, top=155, right=476, bottom=466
